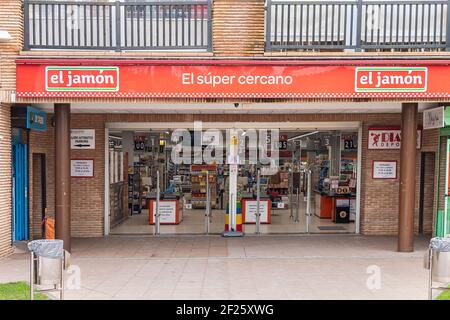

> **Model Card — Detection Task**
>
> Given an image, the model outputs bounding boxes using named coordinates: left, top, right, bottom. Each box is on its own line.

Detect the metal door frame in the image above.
left=435, top=128, right=450, bottom=237
left=443, top=138, right=450, bottom=237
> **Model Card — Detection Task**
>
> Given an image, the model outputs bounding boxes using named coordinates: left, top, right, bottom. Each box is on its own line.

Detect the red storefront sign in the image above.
left=15, top=60, right=450, bottom=99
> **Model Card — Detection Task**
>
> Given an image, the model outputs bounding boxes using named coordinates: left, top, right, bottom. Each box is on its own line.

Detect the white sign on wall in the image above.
left=152, top=201, right=177, bottom=224
left=71, top=129, right=96, bottom=149
left=368, top=128, right=421, bottom=150
left=244, top=200, right=270, bottom=223
left=372, top=161, right=397, bottom=179
left=71, top=159, right=94, bottom=178
left=423, top=107, right=445, bottom=129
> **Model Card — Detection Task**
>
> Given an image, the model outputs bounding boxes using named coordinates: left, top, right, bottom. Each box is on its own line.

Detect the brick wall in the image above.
left=0, top=1, right=21, bottom=258
left=419, top=152, right=435, bottom=235
left=28, top=117, right=55, bottom=240
left=0, top=0, right=23, bottom=101
left=359, top=114, right=438, bottom=235
left=28, top=113, right=106, bottom=238
left=0, top=104, right=12, bottom=259
left=31, top=154, right=42, bottom=238
left=70, top=114, right=106, bottom=237
left=411, top=126, right=438, bottom=236
left=359, top=115, right=401, bottom=234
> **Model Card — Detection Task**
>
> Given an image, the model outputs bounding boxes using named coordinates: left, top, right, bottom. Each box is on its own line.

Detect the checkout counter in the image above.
left=147, top=192, right=182, bottom=225
left=314, top=190, right=355, bottom=223
left=241, top=193, right=272, bottom=224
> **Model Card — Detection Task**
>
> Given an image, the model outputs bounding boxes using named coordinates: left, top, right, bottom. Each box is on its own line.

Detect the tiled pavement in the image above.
left=0, top=235, right=431, bottom=300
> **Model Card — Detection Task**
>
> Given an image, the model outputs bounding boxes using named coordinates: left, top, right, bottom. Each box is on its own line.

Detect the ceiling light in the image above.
left=287, top=131, right=319, bottom=142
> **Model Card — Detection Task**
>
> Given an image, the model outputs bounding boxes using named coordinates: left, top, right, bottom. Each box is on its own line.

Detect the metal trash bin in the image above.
left=426, top=237, right=450, bottom=300
left=28, top=239, right=64, bottom=300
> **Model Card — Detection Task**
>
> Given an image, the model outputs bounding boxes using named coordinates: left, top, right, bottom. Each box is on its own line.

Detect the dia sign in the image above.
left=368, top=128, right=421, bottom=150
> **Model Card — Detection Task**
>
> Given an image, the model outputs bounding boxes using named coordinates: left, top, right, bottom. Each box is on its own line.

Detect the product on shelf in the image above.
left=190, top=165, right=218, bottom=209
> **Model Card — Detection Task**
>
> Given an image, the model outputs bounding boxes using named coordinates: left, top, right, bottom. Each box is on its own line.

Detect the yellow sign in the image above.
left=231, top=135, right=238, bottom=145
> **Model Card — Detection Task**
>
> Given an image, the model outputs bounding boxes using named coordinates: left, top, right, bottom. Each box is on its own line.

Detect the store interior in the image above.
left=108, top=129, right=358, bottom=235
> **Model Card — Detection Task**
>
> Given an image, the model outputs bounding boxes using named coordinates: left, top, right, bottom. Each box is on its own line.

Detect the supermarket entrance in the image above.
left=106, top=122, right=361, bottom=235
left=108, top=129, right=227, bottom=235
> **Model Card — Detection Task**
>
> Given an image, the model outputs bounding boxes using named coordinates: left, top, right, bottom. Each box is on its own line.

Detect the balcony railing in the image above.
left=24, top=0, right=212, bottom=51
left=266, top=0, right=450, bottom=51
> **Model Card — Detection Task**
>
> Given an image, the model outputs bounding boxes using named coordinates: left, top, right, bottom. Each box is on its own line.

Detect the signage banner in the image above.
left=342, top=134, right=357, bottom=150
left=15, top=61, right=450, bottom=100
left=278, top=134, right=288, bottom=150
left=423, top=107, right=445, bottom=129
left=26, top=106, right=46, bottom=131
left=134, top=136, right=146, bottom=151
left=243, top=200, right=270, bottom=224
left=151, top=201, right=177, bottom=224
left=71, top=159, right=94, bottom=178
left=71, top=129, right=95, bottom=149
left=368, top=127, right=421, bottom=150
left=373, top=161, right=397, bottom=179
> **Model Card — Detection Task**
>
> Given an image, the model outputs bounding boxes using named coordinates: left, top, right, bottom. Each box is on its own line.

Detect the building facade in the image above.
left=1, top=0, right=450, bottom=258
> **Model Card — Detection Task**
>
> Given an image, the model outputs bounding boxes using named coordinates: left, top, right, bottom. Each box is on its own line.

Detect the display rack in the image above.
left=129, top=171, right=141, bottom=214
left=176, top=164, right=192, bottom=193
left=318, top=160, right=329, bottom=191
left=268, top=171, right=290, bottom=195
left=191, top=164, right=217, bottom=209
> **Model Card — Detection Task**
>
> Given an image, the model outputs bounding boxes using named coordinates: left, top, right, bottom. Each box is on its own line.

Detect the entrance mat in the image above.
left=317, top=226, right=347, bottom=231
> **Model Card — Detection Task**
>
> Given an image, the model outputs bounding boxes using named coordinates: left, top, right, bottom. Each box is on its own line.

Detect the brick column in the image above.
left=398, top=103, right=418, bottom=252
left=213, top=0, right=265, bottom=56
left=0, top=104, right=12, bottom=259
left=55, top=104, right=71, bottom=252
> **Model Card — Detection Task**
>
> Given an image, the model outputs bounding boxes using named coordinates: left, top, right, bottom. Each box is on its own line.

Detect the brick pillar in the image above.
left=55, top=104, right=71, bottom=252
left=0, top=104, right=12, bottom=259
left=213, top=0, right=265, bottom=56
left=398, top=103, right=418, bottom=252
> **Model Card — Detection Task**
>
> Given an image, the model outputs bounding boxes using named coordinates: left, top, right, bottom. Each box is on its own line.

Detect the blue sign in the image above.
left=26, top=107, right=46, bottom=131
